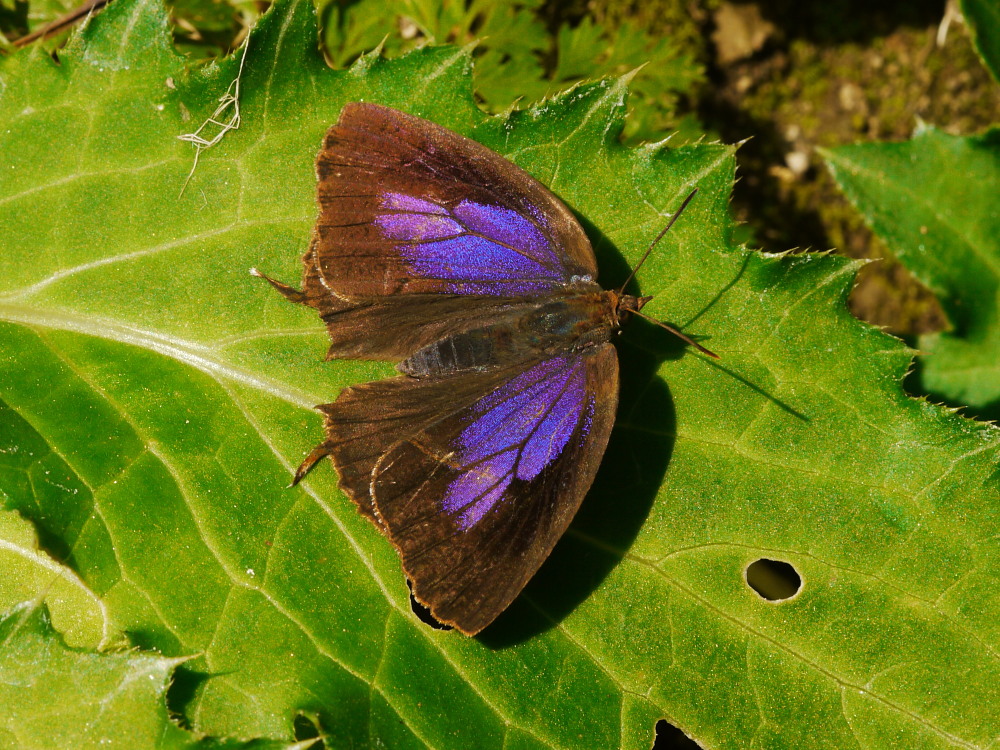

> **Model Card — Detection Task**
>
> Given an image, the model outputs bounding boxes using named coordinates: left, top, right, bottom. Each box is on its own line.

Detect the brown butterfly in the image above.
left=255, top=103, right=711, bottom=635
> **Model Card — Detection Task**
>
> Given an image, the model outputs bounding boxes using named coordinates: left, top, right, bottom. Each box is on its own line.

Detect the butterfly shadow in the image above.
left=479, top=318, right=684, bottom=647
left=474, top=234, right=806, bottom=645
left=478, top=223, right=697, bottom=647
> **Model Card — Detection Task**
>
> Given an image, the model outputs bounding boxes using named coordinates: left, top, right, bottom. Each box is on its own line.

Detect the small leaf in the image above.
left=553, top=16, right=608, bottom=81
left=961, top=0, right=1000, bottom=84
left=0, top=603, right=300, bottom=748
left=0, top=509, right=114, bottom=648
left=823, top=126, right=1000, bottom=413
left=0, top=603, right=180, bottom=747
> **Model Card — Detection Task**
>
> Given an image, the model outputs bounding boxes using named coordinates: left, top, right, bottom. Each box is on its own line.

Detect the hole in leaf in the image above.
left=164, top=666, right=210, bottom=729
left=652, top=719, right=703, bottom=749
left=293, top=712, right=324, bottom=746
left=408, top=580, right=452, bottom=631
left=745, top=558, right=802, bottom=600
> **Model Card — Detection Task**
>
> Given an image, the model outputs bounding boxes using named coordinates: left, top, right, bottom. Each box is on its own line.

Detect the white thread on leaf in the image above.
left=177, top=39, right=251, bottom=197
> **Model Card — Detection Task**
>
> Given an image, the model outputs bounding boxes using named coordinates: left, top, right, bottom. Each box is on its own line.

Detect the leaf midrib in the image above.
left=0, top=302, right=319, bottom=409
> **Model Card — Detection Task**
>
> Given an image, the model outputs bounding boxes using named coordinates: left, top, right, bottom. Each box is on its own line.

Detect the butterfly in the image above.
left=254, top=102, right=713, bottom=635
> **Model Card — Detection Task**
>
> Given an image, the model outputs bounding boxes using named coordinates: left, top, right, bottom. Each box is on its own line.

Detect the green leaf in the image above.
left=0, top=0, right=74, bottom=41
left=822, top=126, right=1000, bottom=414
left=321, top=0, right=550, bottom=109
left=0, top=603, right=295, bottom=748
left=169, top=0, right=260, bottom=60
left=0, top=603, right=182, bottom=747
left=961, top=0, right=1000, bottom=84
left=463, top=0, right=549, bottom=109
left=0, top=509, right=115, bottom=649
left=542, top=15, right=702, bottom=143
left=1, top=0, right=999, bottom=747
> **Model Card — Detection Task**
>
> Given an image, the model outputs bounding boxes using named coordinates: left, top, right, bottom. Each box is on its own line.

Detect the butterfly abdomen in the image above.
left=397, top=326, right=509, bottom=377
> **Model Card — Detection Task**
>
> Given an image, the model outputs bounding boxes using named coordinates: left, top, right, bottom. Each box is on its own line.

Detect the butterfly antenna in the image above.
left=632, top=309, right=720, bottom=359
left=618, top=188, right=698, bottom=297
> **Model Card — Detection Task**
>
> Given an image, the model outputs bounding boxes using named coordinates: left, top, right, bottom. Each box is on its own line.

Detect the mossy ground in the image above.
left=674, top=0, right=999, bottom=336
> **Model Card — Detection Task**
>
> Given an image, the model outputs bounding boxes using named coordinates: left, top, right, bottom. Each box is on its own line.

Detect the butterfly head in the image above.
left=616, top=291, right=720, bottom=358
left=614, top=293, right=653, bottom=328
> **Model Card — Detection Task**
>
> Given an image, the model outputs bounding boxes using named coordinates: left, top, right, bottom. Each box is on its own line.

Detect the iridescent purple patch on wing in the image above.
left=452, top=200, right=559, bottom=266
left=441, top=449, right=517, bottom=529
left=376, top=192, right=567, bottom=295
left=375, top=212, right=463, bottom=241
left=440, top=356, right=590, bottom=529
left=382, top=194, right=449, bottom=215
left=403, top=235, right=549, bottom=280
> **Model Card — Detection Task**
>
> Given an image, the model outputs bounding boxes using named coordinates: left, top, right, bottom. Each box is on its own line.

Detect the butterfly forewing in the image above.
left=297, top=103, right=602, bottom=361
left=315, top=103, right=598, bottom=297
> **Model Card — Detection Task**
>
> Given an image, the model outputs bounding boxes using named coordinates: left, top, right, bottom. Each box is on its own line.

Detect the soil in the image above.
left=681, top=0, right=1000, bottom=336
left=586, top=0, right=999, bottom=339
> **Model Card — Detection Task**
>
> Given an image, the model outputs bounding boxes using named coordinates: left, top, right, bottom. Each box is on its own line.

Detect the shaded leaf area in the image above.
left=823, top=127, right=1000, bottom=417
left=962, top=0, right=1000, bottom=85
left=0, top=603, right=296, bottom=748
left=0, top=0, right=998, bottom=748
left=167, top=0, right=257, bottom=58
left=0, top=0, right=252, bottom=56
left=0, top=0, right=75, bottom=42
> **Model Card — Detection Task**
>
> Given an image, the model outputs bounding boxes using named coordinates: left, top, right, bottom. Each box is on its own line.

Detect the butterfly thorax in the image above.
left=529, top=289, right=649, bottom=345
left=398, top=289, right=649, bottom=378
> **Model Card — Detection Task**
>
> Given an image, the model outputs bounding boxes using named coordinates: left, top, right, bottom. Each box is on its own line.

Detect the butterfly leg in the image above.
left=250, top=268, right=308, bottom=304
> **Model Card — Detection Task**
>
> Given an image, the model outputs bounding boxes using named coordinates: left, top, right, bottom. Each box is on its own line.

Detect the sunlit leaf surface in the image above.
left=1, top=0, right=999, bottom=746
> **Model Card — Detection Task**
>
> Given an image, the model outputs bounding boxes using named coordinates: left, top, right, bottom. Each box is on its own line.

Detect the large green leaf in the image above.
left=1, top=0, right=999, bottom=747
left=823, top=126, right=1000, bottom=414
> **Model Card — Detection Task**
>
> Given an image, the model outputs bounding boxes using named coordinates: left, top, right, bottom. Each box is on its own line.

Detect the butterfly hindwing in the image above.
left=311, top=363, right=521, bottom=524
left=367, top=345, right=619, bottom=635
